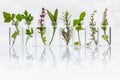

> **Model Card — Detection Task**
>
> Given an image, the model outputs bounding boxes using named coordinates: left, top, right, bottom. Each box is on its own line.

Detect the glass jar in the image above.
left=9, top=26, right=23, bottom=47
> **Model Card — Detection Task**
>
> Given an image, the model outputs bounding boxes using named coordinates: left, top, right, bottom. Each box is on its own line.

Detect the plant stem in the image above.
left=12, top=26, right=19, bottom=46
left=66, top=26, right=70, bottom=46
left=40, top=31, right=46, bottom=46
left=93, top=34, right=98, bottom=45
left=25, top=26, right=30, bottom=45
left=11, top=21, right=19, bottom=46
left=103, top=31, right=110, bottom=45
left=25, top=36, right=29, bottom=45
left=49, top=26, right=56, bottom=45
left=12, top=37, right=16, bottom=46
left=78, top=30, right=81, bottom=45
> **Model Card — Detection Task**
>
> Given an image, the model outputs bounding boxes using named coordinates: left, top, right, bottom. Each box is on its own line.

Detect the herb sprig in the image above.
left=101, top=8, right=111, bottom=45
left=87, top=10, right=98, bottom=46
left=73, top=12, right=86, bottom=46
left=60, top=10, right=72, bottom=46
left=22, top=10, right=34, bottom=45
left=3, top=12, right=22, bottom=46
left=47, top=9, right=58, bottom=45
left=37, top=8, right=46, bottom=46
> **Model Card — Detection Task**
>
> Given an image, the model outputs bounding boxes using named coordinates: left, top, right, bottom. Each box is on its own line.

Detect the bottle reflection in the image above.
left=102, top=47, right=111, bottom=61
left=39, top=47, right=47, bottom=62
left=25, top=47, right=33, bottom=61
left=86, top=47, right=99, bottom=60
left=62, top=47, right=70, bottom=61
left=9, top=47, right=19, bottom=61
left=39, top=47, right=56, bottom=69
left=75, top=47, right=82, bottom=64
left=8, top=46, right=111, bottom=68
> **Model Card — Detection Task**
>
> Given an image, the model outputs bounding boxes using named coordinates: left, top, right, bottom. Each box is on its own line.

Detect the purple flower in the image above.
left=38, top=7, right=46, bottom=27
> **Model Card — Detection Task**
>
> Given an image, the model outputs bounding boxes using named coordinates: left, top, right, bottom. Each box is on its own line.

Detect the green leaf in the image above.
left=75, top=26, right=84, bottom=31
left=12, top=31, right=19, bottom=39
left=102, top=35, right=108, bottom=41
left=24, top=10, right=28, bottom=16
left=22, top=10, right=33, bottom=25
left=26, top=29, right=31, bottom=35
left=43, top=36, right=46, bottom=43
left=101, top=25, right=107, bottom=31
left=16, top=14, right=22, bottom=21
left=31, top=28, right=34, bottom=34
left=73, top=19, right=79, bottom=26
left=3, top=12, right=10, bottom=19
left=3, top=12, right=11, bottom=23
left=74, top=41, right=80, bottom=46
left=12, top=14, right=15, bottom=20
left=4, top=17, right=11, bottom=22
left=54, top=9, right=58, bottom=22
left=79, top=12, right=86, bottom=21
left=47, top=10, right=54, bottom=22
left=42, top=28, right=46, bottom=35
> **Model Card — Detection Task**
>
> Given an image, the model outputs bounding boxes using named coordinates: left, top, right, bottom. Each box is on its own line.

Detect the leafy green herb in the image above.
left=73, top=12, right=86, bottom=46
left=87, top=10, right=98, bottom=46
left=60, top=10, right=72, bottom=46
left=47, top=9, right=58, bottom=45
left=101, top=8, right=111, bottom=45
left=3, top=12, right=22, bottom=46
left=22, top=10, right=34, bottom=45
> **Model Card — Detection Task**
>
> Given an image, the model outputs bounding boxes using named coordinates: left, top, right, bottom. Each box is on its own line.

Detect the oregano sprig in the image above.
left=22, top=10, right=34, bottom=45
left=47, top=9, right=58, bottom=45
left=3, top=12, right=22, bottom=46
left=37, top=7, right=46, bottom=46
left=60, top=10, right=72, bottom=46
left=73, top=12, right=86, bottom=46
left=87, top=10, right=98, bottom=46
left=101, top=8, right=111, bottom=45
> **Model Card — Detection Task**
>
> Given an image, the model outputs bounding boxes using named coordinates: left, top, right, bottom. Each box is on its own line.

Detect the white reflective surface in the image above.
left=0, top=45, right=120, bottom=80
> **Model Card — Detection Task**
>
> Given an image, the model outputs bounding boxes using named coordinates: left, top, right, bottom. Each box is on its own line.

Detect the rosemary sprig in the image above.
left=60, top=11, right=72, bottom=46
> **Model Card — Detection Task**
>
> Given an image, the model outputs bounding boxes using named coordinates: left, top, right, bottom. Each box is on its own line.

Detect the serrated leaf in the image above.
left=4, top=17, right=11, bottom=22
left=24, top=10, right=28, bottom=16
left=79, top=12, right=86, bottom=21
left=3, top=12, right=10, bottom=19
left=3, top=12, right=11, bottom=23
left=22, top=10, right=33, bottom=25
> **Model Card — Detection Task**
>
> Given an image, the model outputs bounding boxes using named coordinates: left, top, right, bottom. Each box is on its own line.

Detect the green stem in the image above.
left=12, top=25, right=19, bottom=46
left=93, top=34, right=98, bottom=45
left=25, top=35, right=29, bottom=45
left=78, top=30, right=81, bottom=45
left=41, top=32, right=46, bottom=46
left=25, top=26, right=30, bottom=45
left=103, top=31, right=110, bottom=45
left=49, top=26, right=56, bottom=45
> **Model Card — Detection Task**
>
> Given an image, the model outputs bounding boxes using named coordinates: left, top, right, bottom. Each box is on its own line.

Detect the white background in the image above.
left=0, top=0, right=120, bottom=80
